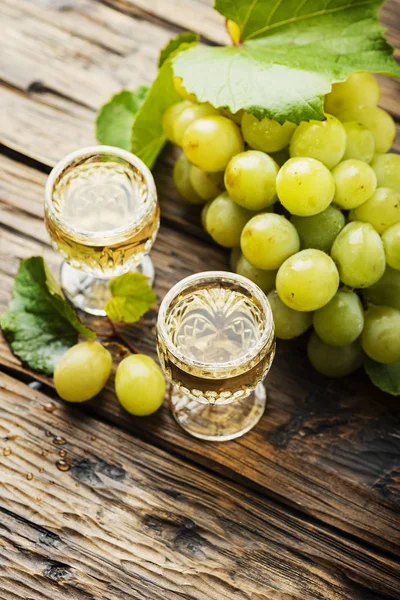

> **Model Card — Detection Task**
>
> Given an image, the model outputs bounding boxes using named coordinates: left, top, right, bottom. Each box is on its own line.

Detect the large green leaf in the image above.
left=365, top=359, right=400, bottom=396
left=158, top=32, right=199, bottom=67
left=173, top=0, right=400, bottom=123
left=0, top=257, right=95, bottom=375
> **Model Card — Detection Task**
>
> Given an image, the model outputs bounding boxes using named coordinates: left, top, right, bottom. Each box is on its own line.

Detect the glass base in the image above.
left=60, top=257, right=155, bottom=316
left=169, top=382, right=266, bottom=441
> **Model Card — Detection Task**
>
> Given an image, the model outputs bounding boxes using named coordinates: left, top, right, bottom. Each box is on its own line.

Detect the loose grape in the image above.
left=331, top=222, right=386, bottom=288
left=361, top=306, right=400, bottom=363
left=289, top=114, right=346, bottom=169
left=308, top=332, right=364, bottom=377
left=276, top=157, right=335, bottom=216
left=225, top=151, right=278, bottom=210
left=162, top=101, right=190, bottom=144
left=337, top=106, right=396, bottom=153
left=173, top=76, right=197, bottom=103
left=276, top=249, right=339, bottom=312
left=291, top=206, right=345, bottom=253
left=342, top=121, right=375, bottom=163
left=189, top=166, right=225, bottom=200
left=236, top=253, right=276, bottom=294
left=241, top=213, right=300, bottom=270
left=362, top=266, right=400, bottom=310
left=324, top=72, right=380, bottom=115
left=241, top=112, right=296, bottom=153
left=183, top=116, right=244, bottom=172
left=332, top=159, right=377, bottom=210
left=382, top=223, right=400, bottom=270
left=371, top=153, right=400, bottom=193
left=206, top=192, right=251, bottom=247
left=115, top=354, right=165, bottom=416
left=230, top=246, right=241, bottom=271
left=173, top=103, right=219, bottom=146
left=54, top=342, right=112, bottom=403
left=173, top=153, right=204, bottom=204
left=267, top=290, right=312, bottom=339
left=350, top=187, right=400, bottom=234
left=313, top=289, right=364, bottom=346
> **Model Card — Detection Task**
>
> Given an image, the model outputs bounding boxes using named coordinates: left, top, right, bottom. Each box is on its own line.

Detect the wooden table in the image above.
left=1, top=1, right=400, bottom=598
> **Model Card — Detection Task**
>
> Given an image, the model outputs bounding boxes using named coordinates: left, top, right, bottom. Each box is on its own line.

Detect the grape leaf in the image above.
left=158, top=32, right=199, bottom=67
left=173, top=0, right=400, bottom=123
left=96, top=86, right=149, bottom=150
left=0, top=257, right=95, bottom=376
left=365, top=359, right=400, bottom=396
left=105, top=272, right=156, bottom=323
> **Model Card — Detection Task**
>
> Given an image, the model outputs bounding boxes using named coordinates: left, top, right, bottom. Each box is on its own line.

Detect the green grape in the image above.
left=224, top=151, right=278, bottom=210
left=236, top=253, right=276, bottom=294
left=189, top=166, right=225, bottom=200
left=54, top=342, right=112, bottom=402
left=332, top=159, right=377, bottom=210
left=342, top=121, right=375, bottom=163
left=173, top=76, right=197, bottom=103
left=173, top=103, right=219, bottom=146
left=361, top=306, right=400, bottom=363
left=115, top=354, right=165, bottom=416
left=205, top=192, right=251, bottom=247
left=371, top=153, right=400, bottom=192
left=183, top=116, right=244, bottom=172
left=276, top=249, right=339, bottom=311
left=269, top=147, right=290, bottom=167
left=289, top=114, right=346, bottom=169
left=220, top=107, right=243, bottom=125
left=350, top=187, right=400, bottom=234
left=308, top=332, right=364, bottom=377
left=201, top=200, right=212, bottom=229
left=276, top=157, right=335, bottom=216
left=362, top=266, right=400, bottom=310
left=241, top=213, right=300, bottom=270
left=324, top=72, right=380, bottom=115
left=382, top=223, right=400, bottom=270
left=230, top=246, right=241, bottom=271
left=267, top=289, right=312, bottom=339
left=241, top=112, right=296, bottom=153
left=313, top=289, right=364, bottom=346
left=162, top=101, right=190, bottom=144
left=173, top=153, right=205, bottom=204
left=337, top=106, right=396, bottom=153
left=291, top=206, right=345, bottom=252
left=331, top=222, right=386, bottom=288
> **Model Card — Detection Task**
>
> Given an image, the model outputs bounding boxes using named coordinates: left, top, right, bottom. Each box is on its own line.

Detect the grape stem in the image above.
left=97, top=319, right=141, bottom=355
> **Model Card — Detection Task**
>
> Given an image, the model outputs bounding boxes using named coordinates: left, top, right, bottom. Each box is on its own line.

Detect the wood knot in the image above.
left=43, top=561, right=71, bottom=582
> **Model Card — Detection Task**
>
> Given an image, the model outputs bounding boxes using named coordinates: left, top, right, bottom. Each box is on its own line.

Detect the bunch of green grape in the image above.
left=165, top=72, right=400, bottom=378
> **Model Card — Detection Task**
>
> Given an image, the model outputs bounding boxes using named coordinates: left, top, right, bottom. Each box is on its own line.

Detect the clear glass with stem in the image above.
left=157, top=271, right=276, bottom=441
left=45, top=146, right=159, bottom=316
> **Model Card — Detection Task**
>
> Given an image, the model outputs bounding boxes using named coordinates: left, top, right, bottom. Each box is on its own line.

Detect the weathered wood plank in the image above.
left=0, top=372, right=399, bottom=600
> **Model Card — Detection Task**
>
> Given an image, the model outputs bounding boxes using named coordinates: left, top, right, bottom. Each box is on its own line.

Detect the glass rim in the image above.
left=157, top=270, right=274, bottom=374
left=44, top=145, right=157, bottom=240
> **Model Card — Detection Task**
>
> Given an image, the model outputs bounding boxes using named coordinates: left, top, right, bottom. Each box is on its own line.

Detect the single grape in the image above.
left=308, top=332, right=364, bottom=377
left=362, top=266, right=400, bottom=310
left=219, top=107, right=244, bottom=125
left=54, top=341, right=112, bottom=402
left=289, top=114, right=346, bottom=169
left=331, top=222, right=386, bottom=288
left=226, top=19, right=241, bottom=44
left=206, top=192, right=251, bottom=247
left=189, top=166, right=225, bottom=200
left=173, top=76, right=197, bottom=103
left=332, top=159, right=377, bottom=210
left=371, top=153, right=400, bottom=193
left=361, top=306, right=400, bottom=363
left=162, top=101, right=190, bottom=144
left=267, top=289, right=312, bottom=339
left=201, top=200, right=212, bottom=230
left=382, top=223, right=400, bottom=270
left=324, top=72, right=380, bottom=115
left=225, top=151, right=278, bottom=210
left=313, top=289, right=364, bottom=346
left=183, top=116, right=244, bottom=172
left=342, top=121, right=375, bottom=163
left=276, top=157, right=335, bottom=216
left=230, top=246, right=241, bottom=271
left=173, top=153, right=204, bottom=204
left=241, top=112, right=296, bottom=153
left=337, top=106, right=396, bottom=153
left=115, top=354, right=165, bottom=416
left=241, top=213, right=300, bottom=270
left=349, top=187, right=400, bottom=234
left=236, top=253, right=276, bottom=294
left=173, top=103, right=219, bottom=146
left=291, top=206, right=345, bottom=253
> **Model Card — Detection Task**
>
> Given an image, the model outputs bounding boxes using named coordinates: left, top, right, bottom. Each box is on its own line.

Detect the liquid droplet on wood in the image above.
left=2, top=447, right=12, bottom=457
left=41, top=450, right=48, bottom=457
left=6, top=434, right=18, bottom=441
left=56, top=460, right=71, bottom=472
left=53, top=436, right=67, bottom=445
left=45, top=430, right=52, bottom=437
left=39, top=468, right=44, bottom=473
left=59, top=450, right=66, bottom=458
left=26, top=473, right=33, bottom=480
left=43, top=402, right=56, bottom=413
